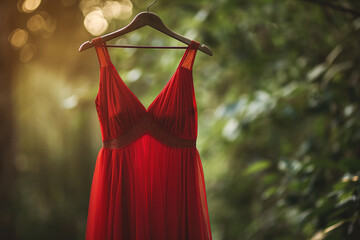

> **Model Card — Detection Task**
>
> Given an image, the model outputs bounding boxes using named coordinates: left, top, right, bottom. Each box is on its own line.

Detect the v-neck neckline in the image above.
left=97, top=39, right=195, bottom=112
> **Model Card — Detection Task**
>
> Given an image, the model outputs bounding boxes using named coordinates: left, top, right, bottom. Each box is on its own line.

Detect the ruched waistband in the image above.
left=102, top=114, right=196, bottom=149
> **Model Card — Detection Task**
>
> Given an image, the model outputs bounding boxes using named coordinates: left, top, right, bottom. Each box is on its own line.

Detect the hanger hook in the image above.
left=147, top=0, right=158, bottom=13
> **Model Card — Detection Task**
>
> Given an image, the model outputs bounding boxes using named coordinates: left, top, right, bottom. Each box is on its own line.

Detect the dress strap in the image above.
left=91, top=37, right=110, bottom=67
left=179, top=40, right=200, bottom=71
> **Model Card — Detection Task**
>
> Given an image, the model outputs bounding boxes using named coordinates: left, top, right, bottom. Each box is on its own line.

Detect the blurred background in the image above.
left=1, top=0, right=360, bottom=239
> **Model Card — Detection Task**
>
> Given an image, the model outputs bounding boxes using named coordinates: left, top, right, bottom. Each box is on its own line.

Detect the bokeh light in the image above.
left=25, top=11, right=57, bottom=38
left=19, top=43, right=37, bottom=62
left=84, top=9, right=109, bottom=36
left=61, top=95, right=79, bottom=109
left=9, top=28, right=28, bottom=48
left=20, top=0, right=41, bottom=13
left=102, top=1, right=122, bottom=19
left=102, top=0, right=133, bottom=20
left=27, top=14, right=44, bottom=32
left=80, top=0, right=133, bottom=36
left=43, top=13, right=57, bottom=34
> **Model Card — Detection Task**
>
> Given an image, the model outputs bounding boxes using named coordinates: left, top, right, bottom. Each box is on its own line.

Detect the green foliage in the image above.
left=244, top=160, right=271, bottom=175
left=196, top=0, right=360, bottom=239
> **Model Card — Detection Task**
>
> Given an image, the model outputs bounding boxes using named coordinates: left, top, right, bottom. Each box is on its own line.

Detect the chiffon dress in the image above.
left=85, top=36, right=213, bottom=240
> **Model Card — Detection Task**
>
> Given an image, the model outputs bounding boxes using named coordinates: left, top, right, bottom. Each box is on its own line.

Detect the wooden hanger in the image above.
left=78, top=0, right=213, bottom=56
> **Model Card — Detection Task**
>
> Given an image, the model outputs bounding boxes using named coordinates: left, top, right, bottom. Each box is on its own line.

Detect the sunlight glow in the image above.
left=60, top=0, right=77, bottom=7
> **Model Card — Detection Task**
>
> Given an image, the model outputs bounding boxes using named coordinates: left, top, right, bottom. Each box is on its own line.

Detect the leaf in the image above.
left=325, top=44, right=343, bottom=65
left=244, top=160, right=271, bottom=175
left=307, top=63, right=327, bottom=82
left=322, top=61, right=353, bottom=87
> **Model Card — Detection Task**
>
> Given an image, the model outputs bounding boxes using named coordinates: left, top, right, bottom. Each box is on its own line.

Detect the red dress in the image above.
left=85, top=37, right=213, bottom=240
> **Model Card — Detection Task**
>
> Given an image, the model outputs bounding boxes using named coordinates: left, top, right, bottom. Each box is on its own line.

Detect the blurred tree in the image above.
left=0, top=1, right=22, bottom=239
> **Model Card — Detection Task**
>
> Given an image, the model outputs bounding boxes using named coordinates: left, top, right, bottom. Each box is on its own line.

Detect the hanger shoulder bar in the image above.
left=79, top=11, right=213, bottom=56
